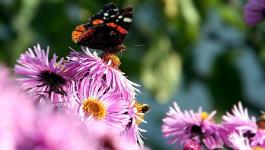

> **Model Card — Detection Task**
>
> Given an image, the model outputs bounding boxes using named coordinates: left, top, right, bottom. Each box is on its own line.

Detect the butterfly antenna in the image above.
left=127, top=43, right=149, bottom=48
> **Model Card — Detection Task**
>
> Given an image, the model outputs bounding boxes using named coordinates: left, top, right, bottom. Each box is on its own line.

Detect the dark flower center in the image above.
left=243, top=130, right=255, bottom=140
left=38, top=71, right=67, bottom=95
left=190, top=125, right=203, bottom=137
left=100, top=136, right=116, bottom=150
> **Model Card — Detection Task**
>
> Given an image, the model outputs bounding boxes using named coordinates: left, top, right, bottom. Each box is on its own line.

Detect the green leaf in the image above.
left=141, top=37, right=182, bottom=103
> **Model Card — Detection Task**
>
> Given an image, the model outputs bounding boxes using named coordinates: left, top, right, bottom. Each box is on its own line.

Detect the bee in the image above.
left=132, top=100, right=150, bottom=125
left=140, top=104, right=150, bottom=113
left=134, top=101, right=150, bottom=114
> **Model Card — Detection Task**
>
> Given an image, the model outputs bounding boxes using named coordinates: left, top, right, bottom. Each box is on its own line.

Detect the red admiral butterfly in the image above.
left=72, top=3, right=133, bottom=53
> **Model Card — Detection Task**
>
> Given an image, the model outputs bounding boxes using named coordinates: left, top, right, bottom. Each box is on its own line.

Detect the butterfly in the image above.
left=72, top=3, right=133, bottom=53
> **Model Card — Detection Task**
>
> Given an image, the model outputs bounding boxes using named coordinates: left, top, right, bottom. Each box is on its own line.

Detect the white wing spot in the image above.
left=116, top=19, right=119, bottom=22
left=118, top=15, right=123, bottom=19
left=110, top=15, right=115, bottom=18
left=104, top=13, right=109, bottom=16
left=123, top=17, right=132, bottom=22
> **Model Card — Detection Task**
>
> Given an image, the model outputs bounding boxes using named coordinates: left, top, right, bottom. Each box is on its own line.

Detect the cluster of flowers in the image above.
left=244, top=0, right=265, bottom=26
left=162, top=102, right=265, bottom=150
left=0, top=44, right=149, bottom=150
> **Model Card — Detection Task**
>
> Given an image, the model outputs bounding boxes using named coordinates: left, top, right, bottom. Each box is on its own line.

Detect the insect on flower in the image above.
left=137, top=104, right=150, bottom=113
left=131, top=101, right=150, bottom=126
left=162, top=102, right=223, bottom=149
left=72, top=3, right=133, bottom=53
left=221, top=102, right=265, bottom=149
left=139, top=104, right=150, bottom=114
left=257, top=111, right=265, bottom=130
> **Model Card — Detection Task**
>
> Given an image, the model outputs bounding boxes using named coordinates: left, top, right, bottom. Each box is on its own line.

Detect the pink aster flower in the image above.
left=67, top=76, right=130, bottom=133
left=0, top=64, right=13, bottom=90
left=0, top=66, right=93, bottom=149
left=221, top=102, right=265, bottom=149
left=183, top=140, right=202, bottom=150
left=228, top=131, right=265, bottom=150
left=86, top=121, right=138, bottom=150
left=15, top=44, right=71, bottom=104
left=162, top=102, right=223, bottom=150
left=66, top=47, right=139, bottom=100
left=0, top=65, right=35, bottom=150
left=228, top=132, right=252, bottom=150
left=244, top=0, right=265, bottom=26
left=0, top=74, right=93, bottom=150
left=124, top=100, right=149, bottom=148
left=16, top=111, right=93, bottom=150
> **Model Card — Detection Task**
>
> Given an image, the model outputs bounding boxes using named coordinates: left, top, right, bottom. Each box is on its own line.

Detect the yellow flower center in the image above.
left=82, top=98, right=106, bottom=120
left=201, top=112, right=209, bottom=121
left=101, top=53, right=121, bottom=69
left=253, top=146, right=265, bottom=150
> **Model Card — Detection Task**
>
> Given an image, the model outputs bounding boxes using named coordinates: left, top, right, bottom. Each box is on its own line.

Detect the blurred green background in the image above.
left=1, top=0, right=265, bottom=149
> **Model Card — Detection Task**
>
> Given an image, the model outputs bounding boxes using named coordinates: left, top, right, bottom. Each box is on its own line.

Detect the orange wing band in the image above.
left=72, top=25, right=86, bottom=43
left=106, top=22, right=118, bottom=28
left=116, top=26, right=128, bottom=34
left=92, top=19, right=104, bottom=25
left=106, top=22, right=128, bottom=34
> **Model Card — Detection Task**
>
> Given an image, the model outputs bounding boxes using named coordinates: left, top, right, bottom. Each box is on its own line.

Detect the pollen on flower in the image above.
left=101, top=53, right=121, bottom=69
left=253, top=146, right=265, bottom=150
left=82, top=98, right=107, bottom=120
left=201, top=112, right=209, bottom=120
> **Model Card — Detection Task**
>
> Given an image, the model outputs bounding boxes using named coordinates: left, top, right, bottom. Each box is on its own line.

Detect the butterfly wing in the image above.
left=87, top=3, right=120, bottom=27
left=72, top=3, right=133, bottom=52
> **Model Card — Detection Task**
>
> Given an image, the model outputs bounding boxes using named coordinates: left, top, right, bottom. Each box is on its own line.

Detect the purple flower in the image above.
left=0, top=65, right=35, bottom=150
left=66, top=48, right=139, bottom=100
left=228, top=132, right=252, bottom=150
left=0, top=71, right=93, bottom=150
left=67, top=76, right=130, bottom=133
left=244, top=0, right=265, bottom=26
left=124, top=100, right=148, bottom=148
left=16, top=111, right=93, bottom=150
left=183, top=140, right=202, bottom=150
left=162, top=102, right=223, bottom=150
left=15, top=44, right=70, bottom=104
left=86, top=121, right=138, bottom=150
left=228, top=131, right=265, bottom=150
left=0, top=64, right=14, bottom=90
left=221, top=102, right=265, bottom=149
